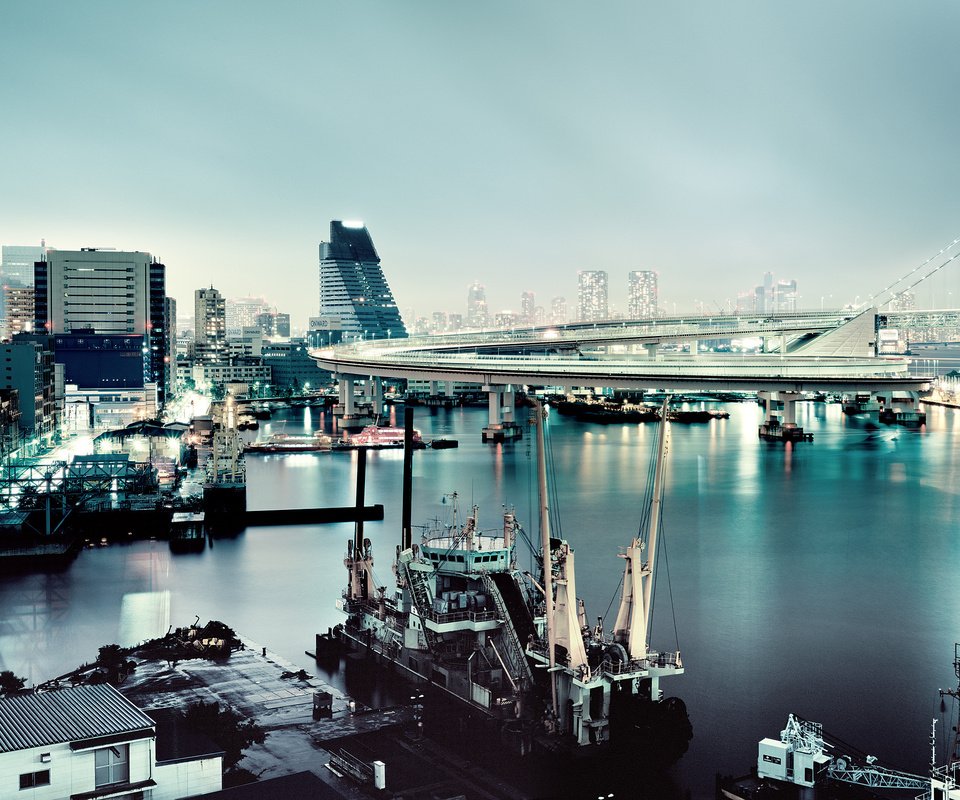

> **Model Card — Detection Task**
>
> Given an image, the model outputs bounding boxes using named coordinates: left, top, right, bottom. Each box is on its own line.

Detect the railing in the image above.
left=421, top=608, right=498, bottom=625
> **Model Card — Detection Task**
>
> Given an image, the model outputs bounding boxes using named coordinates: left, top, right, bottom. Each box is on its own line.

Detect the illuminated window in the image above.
left=95, top=744, right=129, bottom=787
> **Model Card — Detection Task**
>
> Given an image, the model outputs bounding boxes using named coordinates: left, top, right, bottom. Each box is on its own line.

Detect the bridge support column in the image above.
left=757, top=391, right=811, bottom=443
left=340, top=377, right=356, bottom=416
left=429, top=380, right=438, bottom=397
left=481, top=384, right=523, bottom=443
left=644, top=343, right=658, bottom=359
left=689, top=340, right=698, bottom=356
left=371, top=378, right=384, bottom=417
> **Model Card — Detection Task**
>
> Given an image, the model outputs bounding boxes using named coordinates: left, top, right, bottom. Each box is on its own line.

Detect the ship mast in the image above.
left=612, top=395, right=671, bottom=659
left=534, top=401, right=558, bottom=718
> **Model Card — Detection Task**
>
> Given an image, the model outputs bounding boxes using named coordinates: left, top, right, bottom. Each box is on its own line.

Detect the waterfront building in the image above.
left=191, top=358, right=270, bottom=393
left=447, top=312, right=463, bottom=331
left=34, top=249, right=169, bottom=404
left=195, top=286, right=227, bottom=364
left=494, top=310, right=520, bottom=328
left=0, top=337, right=56, bottom=444
left=466, top=282, right=489, bottom=329
left=0, top=683, right=222, bottom=800
left=318, top=220, right=407, bottom=341
left=577, top=270, right=608, bottom=322
left=628, top=270, right=658, bottom=318
left=431, top=311, right=448, bottom=333
left=262, top=339, right=332, bottom=393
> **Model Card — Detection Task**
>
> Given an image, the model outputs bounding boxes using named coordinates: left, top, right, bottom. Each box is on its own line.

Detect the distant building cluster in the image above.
left=0, top=220, right=415, bottom=457
left=736, top=272, right=798, bottom=314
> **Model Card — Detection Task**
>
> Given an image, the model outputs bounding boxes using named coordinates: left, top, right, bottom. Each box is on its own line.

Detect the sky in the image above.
left=3, top=1, right=960, bottom=326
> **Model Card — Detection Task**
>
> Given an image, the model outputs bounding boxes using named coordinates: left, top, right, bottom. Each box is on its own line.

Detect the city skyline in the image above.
left=3, top=3, right=960, bottom=325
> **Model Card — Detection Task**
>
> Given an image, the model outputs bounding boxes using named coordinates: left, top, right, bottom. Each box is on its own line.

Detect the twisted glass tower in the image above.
left=318, top=221, right=407, bottom=341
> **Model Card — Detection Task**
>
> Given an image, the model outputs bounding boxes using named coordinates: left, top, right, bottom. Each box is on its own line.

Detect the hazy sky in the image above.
left=3, top=1, right=960, bottom=326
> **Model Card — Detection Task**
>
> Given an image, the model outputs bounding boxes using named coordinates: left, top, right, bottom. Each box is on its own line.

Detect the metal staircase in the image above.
left=396, top=549, right=440, bottom=650
left=480, top=574, right=534, bottom=691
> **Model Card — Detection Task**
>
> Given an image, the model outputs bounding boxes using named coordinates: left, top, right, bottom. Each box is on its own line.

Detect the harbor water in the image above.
left=2, top=399, right=960, bottom=798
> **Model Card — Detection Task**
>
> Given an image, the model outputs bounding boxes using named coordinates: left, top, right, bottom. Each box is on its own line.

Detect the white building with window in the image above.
left=0, top=683, right=222, bottom=799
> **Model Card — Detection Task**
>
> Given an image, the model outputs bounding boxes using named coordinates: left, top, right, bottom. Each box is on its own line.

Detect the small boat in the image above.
left=336, top=425, right=426, bottom=450
left=169, top=512, right=206, bottom=554
left=244, top=432, right=333, bottom=453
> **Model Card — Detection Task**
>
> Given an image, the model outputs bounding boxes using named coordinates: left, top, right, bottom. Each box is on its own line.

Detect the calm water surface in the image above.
left=2, top=400, right=960, bottom=798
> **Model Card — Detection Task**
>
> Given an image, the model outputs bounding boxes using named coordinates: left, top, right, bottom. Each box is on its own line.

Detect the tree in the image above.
left=0, top=671, right=26, bottom=695
left=183, top=701, right=265, bottom=768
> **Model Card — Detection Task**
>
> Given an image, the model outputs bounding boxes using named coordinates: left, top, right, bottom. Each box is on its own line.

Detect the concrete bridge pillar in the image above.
left=485, top=385, right=502, bottom=426
left=781, top=392, right=801, bottom=426
left=689, top=340, right=698, bottom=356
left=371, top=378, right=384, bottom=417
left=444, top=381, right=455, bottom=398
left=758, top=391, right=779, bottom=423
left=429, top=380, right=439, bottom=397
left=481, top=384, right=523, bottom=443
left=502, top=385, right=515, bottom=424
left=340, top=376, right=356, bottom=416
left=644, top=343, right=658, bottom=359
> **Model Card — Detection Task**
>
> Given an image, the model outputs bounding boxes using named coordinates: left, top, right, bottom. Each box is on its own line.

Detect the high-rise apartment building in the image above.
left=466, top=282, right=488, bottom=329
left=577, top=271, right=608, bottom=322
left=318, top=221, right=407, bottom=341
left=551, top=296, right=567, bottom=325
left=3, top=286, right=35, bottom=337
left=520, top=291, right=536, bottom=326
left=628, top=271, right=659, bottom=319
left=194, top=286, right=226, bottom=363
left=34, top=249, right=168, bottom=403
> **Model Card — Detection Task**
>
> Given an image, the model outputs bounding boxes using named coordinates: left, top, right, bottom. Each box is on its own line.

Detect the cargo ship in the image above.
left=331, top=402, right=692, bottom=771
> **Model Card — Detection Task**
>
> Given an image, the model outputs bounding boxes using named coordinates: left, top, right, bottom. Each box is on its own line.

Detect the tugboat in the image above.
left=332, top=401, right=692, bottom=777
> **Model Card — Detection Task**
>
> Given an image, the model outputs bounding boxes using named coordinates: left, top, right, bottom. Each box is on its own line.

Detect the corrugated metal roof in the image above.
left=0, top=684, right=155, bottom=753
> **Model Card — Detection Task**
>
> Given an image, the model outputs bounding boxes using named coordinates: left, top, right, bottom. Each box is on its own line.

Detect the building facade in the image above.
left=194, top=287, right=227, bottom=364
left=466, top=282, right=488, bottom=329
left=34, top=249, right=169, bottom=404
left=318, top=221, right=407, bottom=341
left=627, top=270, right=658, bottom=318
left=261, top=340, right=332, bottom=393
left=0, top=683, right=222, bottom=800
left=0, top=337, right=56, bottom=443
left=577, top=270, right=608, bottom=322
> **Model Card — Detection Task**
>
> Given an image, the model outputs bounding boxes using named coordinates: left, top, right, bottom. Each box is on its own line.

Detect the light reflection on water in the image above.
left=1, top=401, right=959, bottom=797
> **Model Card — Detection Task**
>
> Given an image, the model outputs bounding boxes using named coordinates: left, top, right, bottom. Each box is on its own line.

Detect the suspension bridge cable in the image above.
left=862, top=234, right=960, bottom=309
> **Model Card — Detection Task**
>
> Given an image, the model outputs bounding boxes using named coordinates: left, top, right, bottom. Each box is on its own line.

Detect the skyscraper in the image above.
left=1, top=243, right=45, bottom=288
left=466, top=282, right=488, bottom=329
left=550, top=296, right=567, bottom=325
left=34, top=248, right=169, bottom=403
left=194, top=286, right=226, bottom=363
left=520, top=291, right=536, bottom=326
left=628, top=271, right=658, bottom=318
left=577, top=271, right=608, bottom=322
left=318, top=221, right=407, bottom=341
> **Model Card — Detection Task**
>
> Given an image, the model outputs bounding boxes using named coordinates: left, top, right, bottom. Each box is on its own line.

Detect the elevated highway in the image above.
left=310, top=309, right=932, bottom=395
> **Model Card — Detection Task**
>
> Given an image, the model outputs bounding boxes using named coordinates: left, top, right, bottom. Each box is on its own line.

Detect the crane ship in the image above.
left=332, top=402, right=692, bottom=772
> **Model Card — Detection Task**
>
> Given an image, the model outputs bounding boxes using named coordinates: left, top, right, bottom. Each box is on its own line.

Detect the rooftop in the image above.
left=0, top=684, right=155, bottom=753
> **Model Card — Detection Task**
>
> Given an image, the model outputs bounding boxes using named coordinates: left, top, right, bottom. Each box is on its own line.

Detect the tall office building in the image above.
left=3, top=286, right=35, bottom=337
left=318, top=220, right=407, bottom=341
left=34, top=249, right=169, bottom=403
left=628, top=271, right=658, bottom=319
left=520, top=291, right=536, bottom=326
left=577, top=270, right=608, bottom=322
left=1, top=243, right=45, bottom=288
left=466, top=282, right=488, bottom=329
left=194, top=286, right=226, bottom=363
left=226, top=296, right=271, bottom=336
left=775, top=279, right=798, bottom=312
